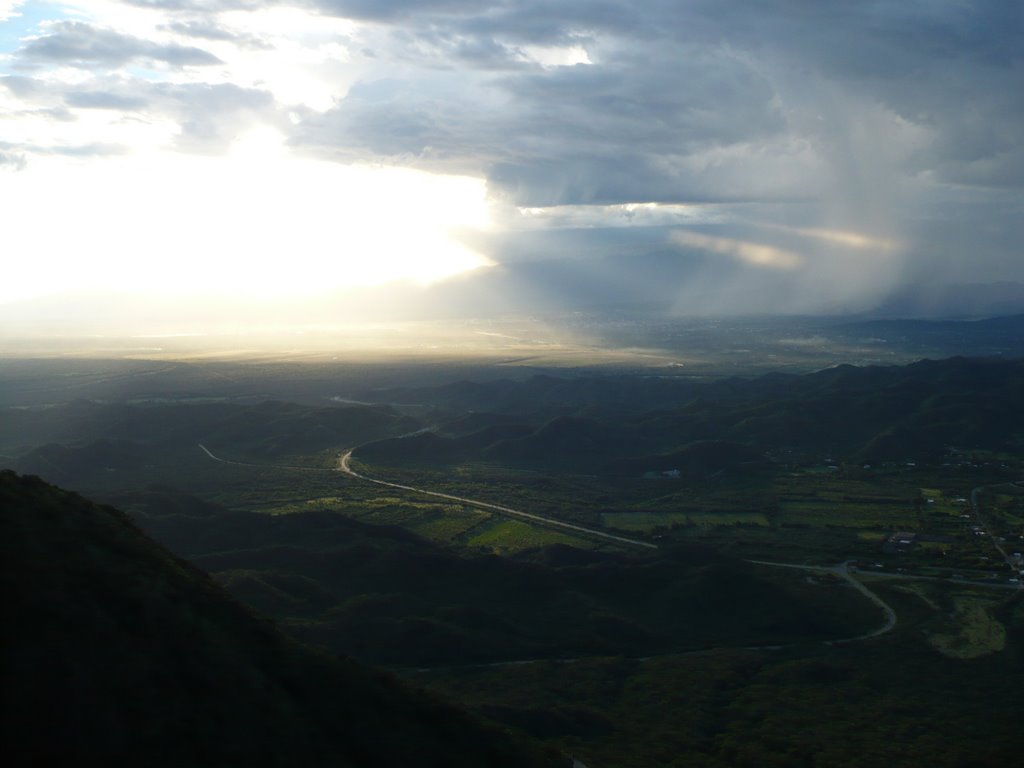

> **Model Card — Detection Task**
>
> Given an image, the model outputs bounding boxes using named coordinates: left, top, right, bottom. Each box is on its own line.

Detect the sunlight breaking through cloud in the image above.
left=0, top=136, right=492, bottom=304
left=513, top=202, right=725, bottom=230
left=756, top=223, right=902, bottom=253
left=671, top=230, right=803, bottom=270
left=1, top=0, right=1021, bottom=322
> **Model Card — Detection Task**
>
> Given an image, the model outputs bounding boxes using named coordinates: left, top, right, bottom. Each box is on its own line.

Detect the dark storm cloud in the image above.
left=297, top=41, right=793, bottom=205
left=739, top=1, right=1024, bottom=189
left=19, top=21, right=222, bottom=68
left=290, top=0, right=1023, bottom=206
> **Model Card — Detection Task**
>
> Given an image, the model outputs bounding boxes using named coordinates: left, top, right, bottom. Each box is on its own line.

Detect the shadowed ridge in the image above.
left=0, top=470, right=565, bottom=768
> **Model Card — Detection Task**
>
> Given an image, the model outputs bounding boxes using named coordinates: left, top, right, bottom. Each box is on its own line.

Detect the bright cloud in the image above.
left=1, top=0, right=1021, bottom=321
left=0, top=1, right=492, bottom=308
left=0, top=1, right=23, bottom=22
left=671, top=230, right=802, bottom=270
left=756, top=223, right=902, bottom=254
left=1, top=133, right=490, bottom=304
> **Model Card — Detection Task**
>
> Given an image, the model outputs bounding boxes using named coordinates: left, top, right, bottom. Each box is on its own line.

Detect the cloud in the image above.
left=310, top=1, right=503, bottom=22
left=289, top=0, right=1024, bottom=209
left=0, top=149, right=26, bottom=170
left=2, top=73, right=283, bottom=154
left=122, top=0, right=249, bottom=10
left=160, top=19, right=272, bottom=50
left=0, top=1, right=22, bottom=22
left=64, top=91, right=150, bottom=110
left=671, top=230, right=802, bottom=270
left=159, top=82, right=280, bottom=150
left=2, top=0, right=1022, bottom=317
left=297, top=42, right=795, bottom=205
left=18, top=20, right=223, bottom=68
left=754, top=223, right=901, bottom=253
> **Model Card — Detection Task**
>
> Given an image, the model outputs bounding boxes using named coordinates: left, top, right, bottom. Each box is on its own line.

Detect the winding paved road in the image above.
left=202, top=443, right=1024, bottom=646
left=198, top=443, right=331, bottom=473
left=748, top=560, right=897, bottom=642
left=338, top=449, right=658, bottom=551
left=197, top=442, right=655, bottom=550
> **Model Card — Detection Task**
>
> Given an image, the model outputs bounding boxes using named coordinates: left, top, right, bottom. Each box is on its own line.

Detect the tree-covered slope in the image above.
left=0, top=471, right=563, bottom=767
left=356, top=357, right=1024, bottom=470
left=118, top=490, right=876, bottom=667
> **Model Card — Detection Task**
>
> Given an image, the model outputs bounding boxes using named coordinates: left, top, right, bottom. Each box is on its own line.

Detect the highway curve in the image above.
left=339, top=449, right=657, bottom=551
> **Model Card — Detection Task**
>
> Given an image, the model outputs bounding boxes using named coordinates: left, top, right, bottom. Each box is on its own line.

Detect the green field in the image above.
left=409, top=507, right=494, bottom=543
left=466, top=518, right=592, bottom=552
left=602, top=511, right=770, bottom=532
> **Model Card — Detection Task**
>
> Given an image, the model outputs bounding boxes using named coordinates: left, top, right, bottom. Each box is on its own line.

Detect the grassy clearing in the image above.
left=453, top=462, right=544, bottom=480
left=920, top=487, right=968, bottom=518
left=602, top=512, right=692, bottom=531
left=984, top=491, right=1024, bottom=543
left=409, top=508, right=492, bottom=543
left=467, top=519, right=591, bottom=553
left=768, top=473, right=922, bottom=530
left=775, top=501, right=915, bottom=528
left=926, top=595, right=1007, bottom=659
left=261, top=494, right=458, bottom=527
left=856, top=530, right=887, bottom=542
left=602, top=511, right=769, bottom=532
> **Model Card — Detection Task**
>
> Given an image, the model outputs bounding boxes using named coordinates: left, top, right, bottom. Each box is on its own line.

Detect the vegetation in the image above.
left=5, top=351, right=1024, bottom=765
left=0, top=471, right=564, bottom=767
left=120, top=490, right=875, bottom=666
left=419, top=624, right=1024, bottom=768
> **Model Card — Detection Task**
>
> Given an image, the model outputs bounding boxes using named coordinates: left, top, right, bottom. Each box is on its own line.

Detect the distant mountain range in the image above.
left=8, top=357, right=1024, bottom=490
left=355, top=356, right=1024, bottom=468
left=831, top=313, right=1024, bottom=358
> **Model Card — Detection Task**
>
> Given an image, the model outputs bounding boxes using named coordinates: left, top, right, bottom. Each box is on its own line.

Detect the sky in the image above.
left=1, top=0, right=1022, bottom=331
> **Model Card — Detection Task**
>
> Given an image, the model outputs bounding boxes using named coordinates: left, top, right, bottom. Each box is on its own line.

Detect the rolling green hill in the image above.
left=8, top=357, right=1024, bottom=490
left=118, top=489, right=877, bottom=667
left=356, top=357, right=1024, bottom=471
left=1, top=399, right=422, bottom=461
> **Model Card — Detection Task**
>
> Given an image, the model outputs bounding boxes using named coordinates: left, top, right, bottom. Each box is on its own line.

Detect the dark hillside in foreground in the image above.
left=0, top=471, right=563, bottom=767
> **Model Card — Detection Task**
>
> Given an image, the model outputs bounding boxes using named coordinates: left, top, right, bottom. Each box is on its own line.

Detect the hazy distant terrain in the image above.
left=4, top=312, right=1024, bottom=407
